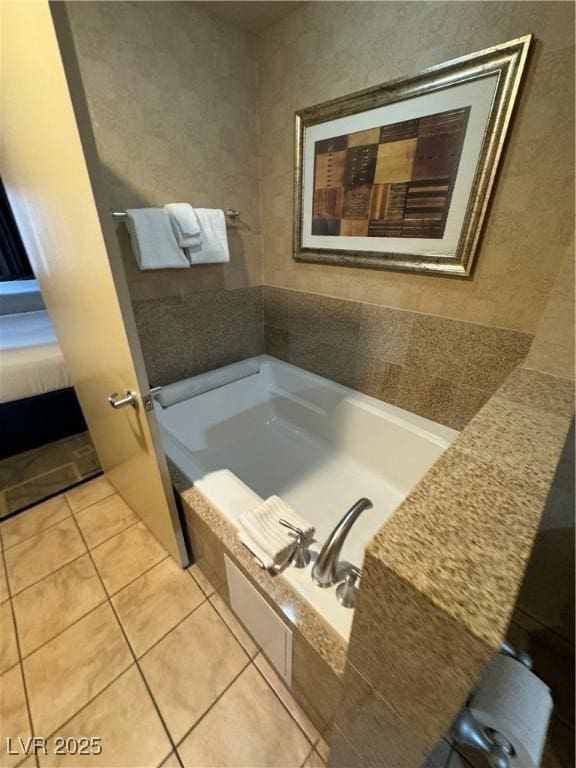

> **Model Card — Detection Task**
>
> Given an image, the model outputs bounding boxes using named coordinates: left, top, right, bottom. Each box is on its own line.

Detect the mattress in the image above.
left=0, top=310, right=71, bottom=403
left=0, top=279, right=46, bottom=315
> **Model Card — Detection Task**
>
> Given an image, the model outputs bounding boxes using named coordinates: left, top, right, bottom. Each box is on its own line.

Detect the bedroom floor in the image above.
left=0, top=475, right=327, bottom=768
left=0, top=433, right=100, bottom=519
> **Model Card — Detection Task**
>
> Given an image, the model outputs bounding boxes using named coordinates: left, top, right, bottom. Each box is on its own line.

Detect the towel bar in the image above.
left=111, top=208, right=240, bottom=219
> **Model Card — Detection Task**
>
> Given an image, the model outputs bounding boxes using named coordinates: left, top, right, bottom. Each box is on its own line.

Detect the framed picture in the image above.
left=294, top=35, right=532, bottom=276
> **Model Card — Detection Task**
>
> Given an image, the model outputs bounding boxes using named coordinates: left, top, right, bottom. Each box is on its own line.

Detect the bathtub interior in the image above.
left=156, top=355, right=458, bottom=639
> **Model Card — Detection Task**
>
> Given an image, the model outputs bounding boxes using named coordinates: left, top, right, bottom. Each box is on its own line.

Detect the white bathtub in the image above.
left=155, top=355, right=458, bottom=640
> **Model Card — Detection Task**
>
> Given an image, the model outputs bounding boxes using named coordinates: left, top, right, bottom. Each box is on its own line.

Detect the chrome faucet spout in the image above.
left=312, top=498, right=373, bottom=588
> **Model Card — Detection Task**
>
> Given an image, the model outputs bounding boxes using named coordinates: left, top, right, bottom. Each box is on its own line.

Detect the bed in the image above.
left=0, top=286, right=87, bottom=459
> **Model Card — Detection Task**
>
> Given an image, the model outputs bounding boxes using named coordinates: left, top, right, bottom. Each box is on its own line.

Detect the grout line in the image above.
left=173, top=659, right=252, bottom=752
left=300, top=744, right=315, bottom=768
left=1, top=545, right=40, bottom=768
left=7, top=549, right=89, bottom=601
left=132, top=595, right=207, bottom=661
left=104, top=552, right=171, bottom=599
left=17, top=596, right=108, bottom=663
left=251, top=658, right=317, bottom=748
left=1, top=511, right=74, bottom=553
left=186, top=565, right=215, bottom=597
left=69, top=515, right=184, bottom=768
left=67, top=488, right=117, bottom=517
left=7, top=546, right=89, bottom=599
left=84, top=518, right=142, bottom=557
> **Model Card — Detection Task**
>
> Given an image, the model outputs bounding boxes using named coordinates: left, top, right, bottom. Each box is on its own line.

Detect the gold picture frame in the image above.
left=294, top=35, right=532, bottom=276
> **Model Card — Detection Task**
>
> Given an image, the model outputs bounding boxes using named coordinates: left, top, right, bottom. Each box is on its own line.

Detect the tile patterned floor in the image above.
left=0, top=477, right=328, bottom=768
left=0, top=434, right=100, bottom=519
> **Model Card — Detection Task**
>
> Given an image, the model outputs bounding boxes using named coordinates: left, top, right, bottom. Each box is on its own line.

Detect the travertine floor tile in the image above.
left=13, top=555, right=106, bottom=657
left=41, top=667, right=171, bottom=768
left=4, top=518, right=86, bottom=595
left=177, top=665, right=311, bottom=767
left=65, top=476, right=114, bottom=514
left=0, top=665, right=31, bottom=768
left=91, top=522, right=167, bottom=595
left=1, top=496, right=70, bottom=550
left=75, top=494, right=137, bottom=549
left=254, top=653, right=319, bottom=743
left=209, top=593, right=258, bottom=658
left=23, top=603, right=132, bottom=737
left=0, top=558, right=8, bottom=603
left=0, top=602, right=18, bottom=675
left=187, top=564, right=215, bottom=597
left=112, top=557, right=204, bottom=657
left=140, top=601, right=248, bottom=742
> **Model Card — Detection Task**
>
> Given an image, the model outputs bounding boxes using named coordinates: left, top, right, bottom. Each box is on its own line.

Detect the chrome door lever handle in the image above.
left=108, top=391, right=138, bottom=410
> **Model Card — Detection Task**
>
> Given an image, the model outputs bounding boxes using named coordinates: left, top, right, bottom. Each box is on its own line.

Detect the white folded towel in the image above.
left=186, top=209, right=230, bottom=264
left=125, top=209, right=189, bottom=270
left=238, top=496, right=315, bottom=570
left=164, top=203, right=201, bottom=247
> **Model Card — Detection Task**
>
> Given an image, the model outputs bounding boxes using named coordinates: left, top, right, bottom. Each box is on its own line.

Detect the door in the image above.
left=0, top=0, right=188, bottom=565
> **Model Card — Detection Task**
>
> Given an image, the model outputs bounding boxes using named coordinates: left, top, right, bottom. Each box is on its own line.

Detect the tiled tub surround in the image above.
left=132, top=286, right=263, bottom=387
left=263, top=286, right=533, bottom=430
left=159, top=356, right=457, bottom=640
left=330, top=366, right=575, bottom=767
left=174, top=365, right=573, bottom=767
left=180, top=488, right=346, bottom=739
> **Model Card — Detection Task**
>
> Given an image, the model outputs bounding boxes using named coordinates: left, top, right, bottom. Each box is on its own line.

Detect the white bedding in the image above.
left=0, top=311, right=71, bottom=404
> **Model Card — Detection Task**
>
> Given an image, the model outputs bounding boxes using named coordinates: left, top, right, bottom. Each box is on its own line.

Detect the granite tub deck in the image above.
left=331, top=366, right=575, bottom=767
left=177, top=364, right=574, bottom=767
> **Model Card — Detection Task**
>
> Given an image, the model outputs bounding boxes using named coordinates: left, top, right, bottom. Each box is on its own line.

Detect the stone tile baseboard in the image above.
left=263, top=286, right=533, bottom=430
left=132, top=286, right=264, bottom=387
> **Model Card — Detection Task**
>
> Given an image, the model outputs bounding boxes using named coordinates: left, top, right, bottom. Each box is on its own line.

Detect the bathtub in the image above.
left=155, top=355, right=458, bottom=640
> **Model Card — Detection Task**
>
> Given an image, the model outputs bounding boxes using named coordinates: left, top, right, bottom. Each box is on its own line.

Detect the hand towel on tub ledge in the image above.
left=238, top=496, right=315, bottom=570
left=125, top=209, right=189, bottom=270
left=186, top=208, right=230, bottom=265
left=164, top=203, right=201, bottom=247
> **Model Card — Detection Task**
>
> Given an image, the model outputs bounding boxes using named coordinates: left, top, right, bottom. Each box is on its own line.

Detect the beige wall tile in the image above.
left=66, top=476, right=114, bottom=513
left=5, top=518, right=86, bottom=595
left=177, top=664, right=311, bottom=768
left=139, top=601, right=249, bottom=742
left=256, top=2, right=574, bottom=336
left=91, top=522, right=168, bottom=595
left=0, top=602, right=18, bottom=675
left=23, top=603, right=132, bottom=737
left=254, top=652, right=320, bottom=744
left=41, top=667, right=172, bottom=768
left=1, top=495, right=71, bottom=550
left=112, top=557, right=204, bottom=657
left=209, top=593, right=258, bottom=658
left=75, top=494, right=138, bottom=549
left=331, top=664, right=429, bottom=768
left=67, top=1, right=262, bottom=303
left=12, top=555, right=106, bottom=657
left=0, top=665, right=31, bottom=768
left=187, top=563, right=216, bottom=597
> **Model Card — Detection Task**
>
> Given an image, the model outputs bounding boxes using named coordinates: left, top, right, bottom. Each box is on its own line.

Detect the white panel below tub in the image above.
left=225, top=555, right=292, bottom=685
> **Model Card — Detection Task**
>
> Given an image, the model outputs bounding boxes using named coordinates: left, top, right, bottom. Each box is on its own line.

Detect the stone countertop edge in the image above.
left=366, top=363, right=575, bottom=655
left=180, top=485, right=348, bottom=678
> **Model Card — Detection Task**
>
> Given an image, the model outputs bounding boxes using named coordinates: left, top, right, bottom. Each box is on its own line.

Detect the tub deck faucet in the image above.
left=312, top=498, right=373, bottom=588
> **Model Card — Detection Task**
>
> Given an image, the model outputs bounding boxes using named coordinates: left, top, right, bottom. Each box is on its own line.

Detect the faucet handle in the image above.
left=278, top=519, right=311, bottom=568
left=336, top=566, right=362, bottom=608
